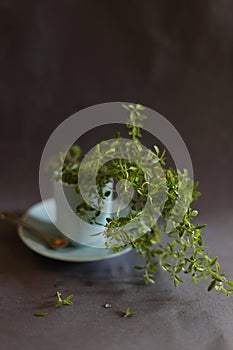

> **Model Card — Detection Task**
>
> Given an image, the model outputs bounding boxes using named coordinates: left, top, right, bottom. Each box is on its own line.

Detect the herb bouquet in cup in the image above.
left=54, top=104, right=233, bottom=295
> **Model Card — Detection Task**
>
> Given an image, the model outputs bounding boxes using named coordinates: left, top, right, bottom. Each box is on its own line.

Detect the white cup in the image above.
left=53, top=181, right=113, bottom=248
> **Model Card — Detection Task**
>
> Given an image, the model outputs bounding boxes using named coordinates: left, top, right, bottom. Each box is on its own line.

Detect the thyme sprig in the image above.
left=53, top=291, right=74, bottom=307
left=34, top=291, right=74, bottom=317
left=123, top=307, right=137, bottom=317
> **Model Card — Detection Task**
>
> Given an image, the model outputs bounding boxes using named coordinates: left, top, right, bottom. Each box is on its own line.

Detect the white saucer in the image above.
left=18, top=198, right=131, bottom=262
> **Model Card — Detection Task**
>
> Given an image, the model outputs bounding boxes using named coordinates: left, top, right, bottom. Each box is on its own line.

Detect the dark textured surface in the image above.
left=1, top=213, right=233, bottom=350
left=1, top=1, right=233, bottom=349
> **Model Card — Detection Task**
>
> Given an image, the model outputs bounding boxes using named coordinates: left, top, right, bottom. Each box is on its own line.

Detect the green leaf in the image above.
left=195, top=224, right=207, bottom=229
left=123, top=307, right=137, bottom=317
left=175, top=275, right=184, bottom=283
left=174, top=279, right=179, bottom=287
left=153, top=145, right=160, bottom=155
left=207, top=280, right=216, bottom=291
left=161, top=263, right=172, bottom=271
left=192, top=276, right=199, bottom=284
left=209, top=271, right=223, bottom=282
left=215, top=262, right=220, bottom=272
left=136, top=104, right=144, bottom=110
left=153, top=249, right=164, bottom=255
left=209, top=257, right=218, bottom=266
left=53, top=291, right=74, bottom=307
left=34, top=311, right=48, bottom=317
left=63, top=294, right=74, bottom=305
left=196, top=265, right=205, bottom=272
left=145, top=276, right=155, bottom=284
left=122, top=104, right=130, bottom=111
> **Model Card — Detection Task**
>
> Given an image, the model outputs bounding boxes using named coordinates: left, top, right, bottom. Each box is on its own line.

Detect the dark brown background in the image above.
left=1, top=0, right=233, bottom=214
left=1, top=2, right=233, bottom=350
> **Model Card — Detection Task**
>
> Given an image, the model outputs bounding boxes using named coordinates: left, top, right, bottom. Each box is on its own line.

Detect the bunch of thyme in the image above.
left=55, top=104, right=233, bottom=295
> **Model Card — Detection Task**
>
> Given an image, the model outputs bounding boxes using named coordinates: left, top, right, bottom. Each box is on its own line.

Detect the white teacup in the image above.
left=53, top=181, right=113, bottom=248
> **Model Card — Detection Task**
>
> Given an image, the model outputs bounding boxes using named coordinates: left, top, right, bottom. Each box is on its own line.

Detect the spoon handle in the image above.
left=0, top=211, right=55, bottom=248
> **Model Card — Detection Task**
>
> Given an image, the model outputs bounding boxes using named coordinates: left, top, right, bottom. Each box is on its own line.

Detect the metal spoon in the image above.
left=0, top=211, right=70, bottom=249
